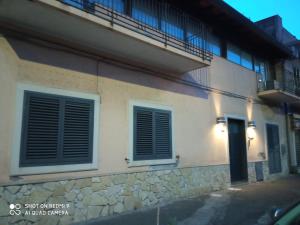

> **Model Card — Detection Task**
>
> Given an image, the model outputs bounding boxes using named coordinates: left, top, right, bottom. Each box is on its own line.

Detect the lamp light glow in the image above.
left=216, top=117, right=226, bottom=133
left=247, top=121, right=256, bottom=140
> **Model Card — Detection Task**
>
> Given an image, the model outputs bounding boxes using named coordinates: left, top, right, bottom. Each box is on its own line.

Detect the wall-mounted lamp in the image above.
left=248, top=121, right=256, bottom=129
left=247, top=121, right=256, bottom=148
left=247, top=121, right=256, bottom=139
left=216, top=117, right=226, bottom=133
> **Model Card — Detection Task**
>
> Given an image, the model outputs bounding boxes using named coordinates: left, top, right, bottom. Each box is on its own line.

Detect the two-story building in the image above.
left=256, top=15, right=300, bottom=173
left=0, top=0, right=294, bottom=224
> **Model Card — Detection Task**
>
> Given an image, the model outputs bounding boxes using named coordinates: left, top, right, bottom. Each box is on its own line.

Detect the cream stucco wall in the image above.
left=0, top=36, right=289, bottom=184
left=209, top=57, right=288, bottom=163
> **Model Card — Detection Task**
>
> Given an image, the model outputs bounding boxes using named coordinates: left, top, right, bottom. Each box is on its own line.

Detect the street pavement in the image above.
left=81, top=175, right=300, bottom=225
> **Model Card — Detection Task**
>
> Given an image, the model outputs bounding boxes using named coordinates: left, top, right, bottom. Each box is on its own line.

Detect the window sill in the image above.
left=10, top=163, right=98, bottom=176
left=128, top=158, right=176, bottom=167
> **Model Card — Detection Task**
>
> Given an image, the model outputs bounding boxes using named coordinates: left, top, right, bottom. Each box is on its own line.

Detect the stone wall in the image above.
left=248, top=161, right=289, bottom=183
left=0, top=165, right=230, bottom=225
left=0, top=161, right=290, bottom=225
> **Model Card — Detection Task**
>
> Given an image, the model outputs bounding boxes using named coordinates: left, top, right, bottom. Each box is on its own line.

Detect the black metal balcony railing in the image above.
left=59, top=0, right=213, bottom=62
left=257, top=70, right=300, bottom=98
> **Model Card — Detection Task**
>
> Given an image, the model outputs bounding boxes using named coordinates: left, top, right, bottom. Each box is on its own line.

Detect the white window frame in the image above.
left=11, top=83, right=100, bottom=175
left=128, top=100, right=176, bottom=167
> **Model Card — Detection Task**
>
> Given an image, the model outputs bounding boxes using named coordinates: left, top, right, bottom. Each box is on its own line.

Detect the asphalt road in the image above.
left=83, top=175, right=300, bottom=225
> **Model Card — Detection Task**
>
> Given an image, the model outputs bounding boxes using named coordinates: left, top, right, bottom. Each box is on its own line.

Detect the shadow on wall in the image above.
left=7, top=37, right=209, bottom=99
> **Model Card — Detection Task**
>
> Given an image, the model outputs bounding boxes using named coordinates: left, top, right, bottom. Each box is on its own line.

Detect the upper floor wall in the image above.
left=1, top=0, right=294, bottom=108
left=6, top=34, right=260, bottom=101
left=209, top=55, right=258, bottom=98
left=0, top=0, right=290, bottom=76
left=57, top=0, right=286, bottom=86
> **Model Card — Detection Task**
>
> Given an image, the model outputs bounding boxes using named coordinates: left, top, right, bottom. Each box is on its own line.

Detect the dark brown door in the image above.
left=228, top=119, right=248, bottom=182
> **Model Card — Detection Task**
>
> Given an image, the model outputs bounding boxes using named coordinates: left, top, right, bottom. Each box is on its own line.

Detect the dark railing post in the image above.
left=183, top=13, right=188, bottom=52
left=111, top=0, right=114, bottom=26
left=125, top=0, right=132, bottom=16
left=157, top=0, right=162, bottom=30
left=82, top=0, right=95, bottom=13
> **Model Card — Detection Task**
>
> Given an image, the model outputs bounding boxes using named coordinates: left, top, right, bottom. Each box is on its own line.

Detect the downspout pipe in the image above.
left=284, top=103, right=293, bottom=173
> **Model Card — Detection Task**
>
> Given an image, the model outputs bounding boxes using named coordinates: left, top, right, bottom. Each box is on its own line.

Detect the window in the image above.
left=161, top=21, right=184, bottom=40
left=64, top=0, right=82, bottom=8
left=12, top=84, right=99, bottom=175
left=186, top=19, right=206, bottom=49
left=260, top=63, right=267, bottom=76
left=64, top=0, right=125, bottom=12
left=96, top=0, right=125, bottom=13
left=64, top=0, right=96, bottom=11
left=133, top=106, right=172, bottom=161
left=241, top=52, right=253, bottom=70
left=208, top=35, right=221, bottom=56
left=132, top=0, right=159, bottom=28
left=254, top=58, right=269, bottom=81
left=227, top=43, right=241, bottom=64
left=227, top=43, right=254, bottom=70
left=254, top=60, right=260, bottom=73
left=63, top=0, right=84, bottom=9
left=187, top=32, right=205, bottom=49
left=20, top=91, right=94, bottom=167
left=161, top=8, right=184, bottom=40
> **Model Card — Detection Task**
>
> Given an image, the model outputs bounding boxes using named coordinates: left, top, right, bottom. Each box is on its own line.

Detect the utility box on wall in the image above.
left=255, top=162, right=264, bottom=181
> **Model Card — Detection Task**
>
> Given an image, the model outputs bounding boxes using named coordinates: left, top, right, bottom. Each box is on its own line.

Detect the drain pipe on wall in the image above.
left=284, top=103, right=293, bottom=174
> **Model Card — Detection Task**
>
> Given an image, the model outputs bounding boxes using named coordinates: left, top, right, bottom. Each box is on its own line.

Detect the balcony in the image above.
left=257, top=71, right=300, bottom=108
left=0, top=0, right=212, bottom=74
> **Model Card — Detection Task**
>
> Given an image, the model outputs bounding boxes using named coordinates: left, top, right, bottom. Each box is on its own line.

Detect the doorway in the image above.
left=266, top=123, right=282, bottom=174
left=228, top=118, right=248, bottom=183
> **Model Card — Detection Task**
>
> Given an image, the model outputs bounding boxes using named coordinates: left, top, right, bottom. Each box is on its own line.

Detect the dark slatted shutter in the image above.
left=295, top=131, right=300, bottom=166
left=134, top=108, right=154, bottom=160
left=267, top=124, right=282, bottom=174
left=20, top=91, right=94, bottom=167
left=266, top=125, right=274, bottom=173
left=155, top=111, right=172, bottom=159
left=63, top=99, right=94, bottom=163
left=20, top=92, right=60, bottom=166
left=133, top=106, right=172, bottom=161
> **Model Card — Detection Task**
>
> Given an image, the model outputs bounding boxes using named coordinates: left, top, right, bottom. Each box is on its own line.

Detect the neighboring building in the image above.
left=0, top=0, right=294, bottom=224
left=256, top=15, right=300, bottom=173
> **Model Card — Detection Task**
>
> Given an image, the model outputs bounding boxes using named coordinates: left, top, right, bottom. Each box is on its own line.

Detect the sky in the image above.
left=223, top=0, right=300, bottom=39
